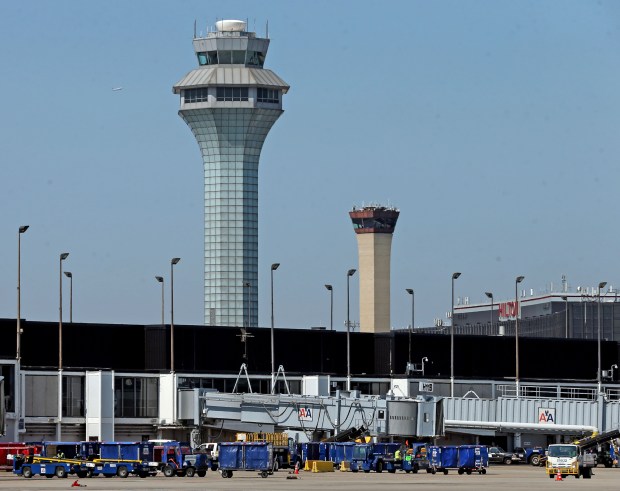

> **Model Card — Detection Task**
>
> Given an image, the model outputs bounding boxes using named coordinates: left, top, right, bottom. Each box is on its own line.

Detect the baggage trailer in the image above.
left=457, top=445, right=488, bottom=475
left=429, top=445, right=458, bottom=474
left=219, top=441, right=274, bottom=478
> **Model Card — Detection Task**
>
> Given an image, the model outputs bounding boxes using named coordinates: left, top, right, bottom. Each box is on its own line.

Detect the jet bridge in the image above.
left=178, top=389, right=444, bottom=439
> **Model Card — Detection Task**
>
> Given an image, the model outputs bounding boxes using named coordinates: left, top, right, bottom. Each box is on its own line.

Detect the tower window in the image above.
left=257, top=88, right=279, bottom=104
left=197, top=51, right=219, bottom=66
left=216, top=87, right=249, bottom=102
left=184, top=88, right=209, bottom=103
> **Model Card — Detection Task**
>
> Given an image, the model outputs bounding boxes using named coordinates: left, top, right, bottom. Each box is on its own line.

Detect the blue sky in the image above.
left=1, top=1, right=619, bottom=330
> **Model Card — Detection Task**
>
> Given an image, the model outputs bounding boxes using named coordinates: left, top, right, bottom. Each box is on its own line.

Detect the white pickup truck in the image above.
left=546, top=443, right=596, bottom=479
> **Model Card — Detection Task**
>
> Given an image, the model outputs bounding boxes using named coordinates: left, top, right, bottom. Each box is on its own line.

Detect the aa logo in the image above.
left=299, top=407, right=313, bottom=421
left=538, top=408, right=555, bottom=424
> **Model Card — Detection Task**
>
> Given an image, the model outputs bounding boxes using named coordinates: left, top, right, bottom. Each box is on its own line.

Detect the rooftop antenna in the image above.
left=266, top=19, right=269, bottom=38
left=193, top=19, right=197, bottom=38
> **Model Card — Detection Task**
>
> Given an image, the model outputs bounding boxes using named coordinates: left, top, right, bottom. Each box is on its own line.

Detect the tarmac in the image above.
left=1, top=465, right=619, bottom=490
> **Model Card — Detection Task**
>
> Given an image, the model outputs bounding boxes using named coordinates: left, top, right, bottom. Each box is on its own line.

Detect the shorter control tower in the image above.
left=349, top=206, right=400, bottom=333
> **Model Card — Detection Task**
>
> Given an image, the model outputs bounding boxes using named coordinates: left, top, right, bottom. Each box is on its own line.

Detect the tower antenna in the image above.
left=266, top=19, right=269, bottom=38
left=194, top=19, right=197, bottom=38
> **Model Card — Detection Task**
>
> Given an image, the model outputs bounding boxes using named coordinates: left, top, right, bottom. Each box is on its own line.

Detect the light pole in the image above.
left=325, top=285, right=333, bottom=331
left=17, top=225, right=29, bottom=362
left=515, top=275, right=525, bottom=397
left=485, top=292, right=493, bottom=330
left=450, top=272, right=461, bottom=397
left=170, top=258, right=181, bottom=373
left=57, top=251, right=69, bottom=441
left=59, top=253, right=69, bottom=370
left=346, top=268, right=356, bottom=391
left=270, top=263, right=280, bottom=393
left=561, top=295, right=568, bottom=338
left=421, top=356, right=429, bottom=376
left=155, top=276, right=164, bottom=327
left=598, top=281, right=607, bottom=394
left=244, top=282, right=251, bottom=328
left=406, top=289, right=414, bottom=372
left=64, top=272, right=73, bottom=323
left=611, top=364, right=618, bottom=381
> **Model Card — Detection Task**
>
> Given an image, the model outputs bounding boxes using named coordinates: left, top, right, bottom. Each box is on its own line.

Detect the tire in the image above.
left=139, top=471, right=148, bottom=478
left=221, top=470, right=229, bottom=478
left=458, top=468, right=464, bottom=475
left=76, top=471, right=87, bottom=478
left=55, top=466, right=67, bottom=478
left=117, top=466, right=128, bottom=478
left=443, top=469, right=448, bottom=475
left=481, top=468, right=487, bottom=474
left=211, top=464, right=219, bottom=472
left=530, top=455, right=540, bottom=466
left=363, top=469, right=370, bottom=473
left=405, top=470, right=411, bottom=474
left=227, top=471, right=233, bottom=478
left=22, top=466, right=32, bottom=479
left=388, top=468, right=396, bottom=473
left=261, top=471, right=268, bottom=478
left=197, top=470, right=206, bottom=477
left=504, top=458, right=512, bottom=465
left=466, top=469, right=472, bottom=475
left=412, top=464, right=419, bottom=474
left=376, top=461, right=383, bottom=473
left=185, top=467, right=196, bottom=477
left=351, top=468, right=358, bottom=473
left=163, top=464, right=175, bottom=477
left=549, top=474, right=555, bottom=479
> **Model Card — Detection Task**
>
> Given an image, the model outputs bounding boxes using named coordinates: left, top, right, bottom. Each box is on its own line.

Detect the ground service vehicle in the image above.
left=81, top=441, right=157, bottom=478
left=219, top=441, right=274, bottom=478
left=195, top=442, right=220, bottom=470
left=402, top=442, right=431, bottom=473
left=546, top=444, right=595, bottom=478
left=0, top=443, right=40, bottom=471
left=236, top=432, right=299, bottom=470
left=488, top=446, right=518, bottom=464
left=513, top=446, right=545, bottom=466
left=350, top=443, right=400, bottom=473
left=153, top=440, right=198, bottom=477
left=13, top=455, right=77, bottom=479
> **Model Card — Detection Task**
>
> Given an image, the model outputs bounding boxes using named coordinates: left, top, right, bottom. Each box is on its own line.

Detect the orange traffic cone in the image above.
left=554, top=470, right=563, bottom=481
left=294, top=462, right=299, bottom=475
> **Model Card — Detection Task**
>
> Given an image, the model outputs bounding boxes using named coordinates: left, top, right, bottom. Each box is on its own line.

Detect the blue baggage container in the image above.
left=332, top=442, right=355, bottom=465
left=219, top=442, right=273, bottom=478
left=79, top=441, right=100, bottom=460
left=429, top=445, right=458, bottom=474
left=457, top=445, right=488, bottom=474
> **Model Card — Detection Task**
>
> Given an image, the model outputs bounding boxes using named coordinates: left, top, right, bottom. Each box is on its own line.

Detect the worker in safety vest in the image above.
left=395, top=449, right=402, bottom=461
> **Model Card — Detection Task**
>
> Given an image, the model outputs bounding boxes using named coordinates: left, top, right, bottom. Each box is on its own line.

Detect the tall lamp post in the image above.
left=64, top=272, right=73, bottom=323
left=346, top=268, right=357, bottom=391
left=270, top=263, right=280, bottom=393
left=450, top=272, right=461, bottom=397
left=59, top=253, right=69, bottom=370
left=58, top=252, right=69, bottom=440
left=598, top=281, right=607, bottom=394
left=325, top=284, right=333, bottom=331
left=17, top=225, right=29, bottom=362
left=515, top=275, right=525, bottom=397
left=485, top=292, right=493, bottom=330
left=155, top=276, right=164, bottom=327
left=406, top=289, right=414, bottom=372
left=170, top=258, right=181, bottom=373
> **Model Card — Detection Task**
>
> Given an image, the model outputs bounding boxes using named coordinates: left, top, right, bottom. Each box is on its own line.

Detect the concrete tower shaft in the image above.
left=350, top=206, right=400, bottom=333
left=173, top=20, right=289, bottom=327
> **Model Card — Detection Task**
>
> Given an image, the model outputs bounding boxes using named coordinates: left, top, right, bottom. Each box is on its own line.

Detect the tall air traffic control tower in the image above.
left=349, top=206, right=400, bottom=333
left=173, top=20, right=289, bottom=327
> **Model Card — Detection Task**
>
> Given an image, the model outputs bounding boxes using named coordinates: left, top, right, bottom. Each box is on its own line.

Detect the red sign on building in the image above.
left=498, top=301, right=519, bottom=320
